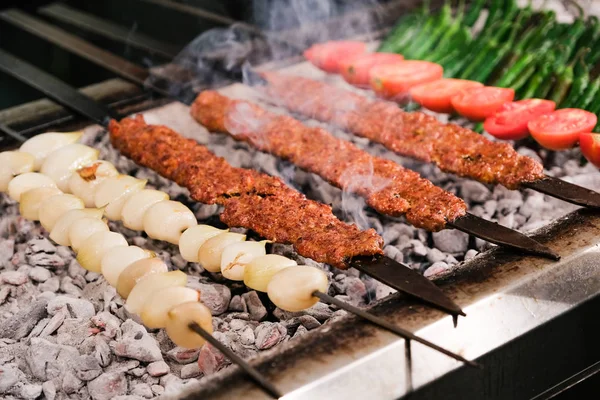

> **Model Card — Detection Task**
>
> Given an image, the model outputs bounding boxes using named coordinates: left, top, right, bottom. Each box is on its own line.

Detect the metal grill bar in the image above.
left=0, top=9, right=151, bottom=88
left=38, top=3, right=180, bottom=59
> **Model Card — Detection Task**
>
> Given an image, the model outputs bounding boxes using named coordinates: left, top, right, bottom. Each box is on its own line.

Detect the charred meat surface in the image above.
left=261, top=72, right=545, bottom=189
left=108, top=115, right=383, bottom=268
left=191, top=91, right=467, bottom=231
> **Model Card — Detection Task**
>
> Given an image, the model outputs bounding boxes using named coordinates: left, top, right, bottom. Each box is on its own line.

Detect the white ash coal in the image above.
left=1, top=78, right=599, bottom=399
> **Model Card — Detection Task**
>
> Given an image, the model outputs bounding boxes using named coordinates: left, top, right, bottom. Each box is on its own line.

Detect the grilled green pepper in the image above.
left=411, top=1, right=453, bottom=59
left=574, top=76, right=600, bottom=111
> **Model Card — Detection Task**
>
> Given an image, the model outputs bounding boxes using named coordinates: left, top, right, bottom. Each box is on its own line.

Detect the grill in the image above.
left=1, top=1, right=600, bottom=399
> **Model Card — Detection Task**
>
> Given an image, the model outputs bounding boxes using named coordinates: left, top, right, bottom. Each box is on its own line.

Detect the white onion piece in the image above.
left=94, top=175, right=147, bottom=221
left=76, top=231, right=128, bottom=273
left=197, top=232, right=246, bottom=273
left=116, top=258, right=168, bottom=299
left=7, top=172, right=57, bottom=202
left=0, top=151, right=35, bottom=192
left=40, top=144, right=99, bottom=192
left=49, top=208, right=104, bottom=246
left=141, top=287, right=200, bottom=329
left=267, top=266, right=328, bottom=312
left=69, top=217, right=109, bottom=252
left=220, top=240, right=267, bottom=281
left=20, top=131, right=83, bottom=170
left=165, top=302, right=213, bottom=349
left=121, top=189, right=169, bottom=231
left=100, top=246, right=153, bottom=287
left=179, top=225, right=226, bottom=263
left=143, top=200, right=197, bottom=245
left=69, top=161, right=119, bottom=207
left=38, top=194, right=84, bottom=232
left=243, top=254, right=297, bottom=292
left=125, top=270, right=187, bottom=315
left=19, top=187, right=63, bottom=221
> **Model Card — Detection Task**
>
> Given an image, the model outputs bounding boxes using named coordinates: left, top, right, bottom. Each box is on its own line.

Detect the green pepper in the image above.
left=480, top=0, right=505, bottom=35
left=422, top=0, right=465, bottom=61
left=513, top=64, right=538, bottom=98
left=562, top=51, right=590, bottom=108
left=574, top=76, right=600, bottom=111
left=411, top=1, right=453, bottom=60
left=494, top=52, right=536, bottom=88
left=429, top=25, right=471, bottom=64
left=463, top=0, right=484, bottom=27
left=549, top=48, right=587, bottom=105
left=377, top=14, right=421, bottom=53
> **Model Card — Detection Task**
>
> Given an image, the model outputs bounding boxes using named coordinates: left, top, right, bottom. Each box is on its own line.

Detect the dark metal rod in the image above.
left=188, top=322, right=283, bottom=399
left=313, top=291, right=481, bottom=368
left=37, top=3, right=180, bottom=59
left=530, top=359, right=600, bottom=400
left=0, top=122, right=28, bottom=143
left=0, top=9, right=170, bottom=98
left=448, top=213, right=560, bottom=261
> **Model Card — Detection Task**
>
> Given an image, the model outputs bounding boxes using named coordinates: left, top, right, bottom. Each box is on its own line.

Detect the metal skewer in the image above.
left=0, top=122, right=28, bottom=143
left=188, top=322, right=283, bottom=399
left=313, top=291, right=480, bottom=368
left=0, top=49, right=465, bottom=319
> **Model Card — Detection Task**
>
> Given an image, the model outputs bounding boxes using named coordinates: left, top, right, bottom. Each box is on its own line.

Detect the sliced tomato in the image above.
left=339, top=53, right=405, bottom=87
left=580, top=132, right=600, bottom=168
left=528, top=109, right=597, bottom=150
left=483, top=99, right=556, bottom=140
left=450, top=86, right=515, bottom=121
left=303, top=41, right=367, bottom=73
left=369, top=61, right=444, bottom=100
left=409, top=78, right=483, bottom=113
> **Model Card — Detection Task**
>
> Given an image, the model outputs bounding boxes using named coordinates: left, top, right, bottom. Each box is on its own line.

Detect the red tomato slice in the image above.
left=483, top=99, right=556, bottom=140
left=339, top=53, right=405, bottom=87
left=528, top=108, right=598, bottom=150
left=369, top=61, right=444, bottom=100
left=303, top=41, right=367, bottom=73
left=450, top=86, right=515, bottom=121
left=580, top=133, right=600, bottom=168
left=409, top=78, right=483, bottom=113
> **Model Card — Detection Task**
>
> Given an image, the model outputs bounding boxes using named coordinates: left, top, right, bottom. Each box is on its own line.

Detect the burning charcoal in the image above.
left=187, top=281, right=231, bottom=315
left=498, top=213, right=515, bottom=229
left=111, top=320, right=162, bottom=363
left=91, top=311, right=122, bottom=339
left=0, top=286, right=10, bottom=305
left=42, top=381, right=56, bottom=400
left=171, top=254, right=188, bottom=270
left=197, top=343, right=229, bottom=375
left=26, top=337, right=78, bottom=381
left=147, top=361, right=170, bottom=377
left=27, top=237, right=56, bottom=254
left=228, top=295, right=247, bottom=312
left=94, top=338, right=112, bottom=367
left=131, top=383, right=154, bottom=398
left=254, top=322, right=287, bottom=350
left=151, top=385, right=165, bottom=396
left=426, top=248, right=446, bottom=264
left=409, top=240, right=428, bottom=257
left=166, top=347, right=200, bottom=364
left=47, top=296, right=95, bottom=319
left=60, top=276, right=84, bottom=297
left=39, top=276, right=60, bottom=293
left=62, top=371, right=84, bottom=394
left=292, top=325, right=308, bottom=339
left=128, top=367, right=145, bottom=377
left=68, top=259, right=86, bottom=278
left=56, top=319, right=92, bottom=347
left=105, top=360, right=140, bottom=374
left=383, top=245, right=404, bottom=263
left=74, top=355, right=103, bottom=381
left=445, top=255, right=458, bottom=266
left=29, top=266, right=51, bottom=282
left=483, top=200, right=498, bottom=216
left=568, top=173, right=600, bottom=191
left=39, top=307, right=68, bottom=337
left=14, top=383, right=43, bottom=399
left=1, top=270, right=28, bottom=285
left=180, top=362, right=202, bottom=379
left=0, top=240, right=14, bottom=268
left=239, top=326, right=256, bottom=345
left=464, top=249, right=479, bottom=261
left=0, top=363, right=22, bottom=394
left=424, top=262, right=450, bottom=279
left=85, top=272, right=102, bottom=282
left=87, top=372, right=128, bottom=400
left=345, top=277, right=367, bottom=304
left=460, top=181, right=491, bottom=203
left=432, top=229, right=469, bottom=254
left=0, top=297, right=49, bottom=339
left=242, top=291, right=267, bottom=321
left=517, top=147, right=542, bottom=163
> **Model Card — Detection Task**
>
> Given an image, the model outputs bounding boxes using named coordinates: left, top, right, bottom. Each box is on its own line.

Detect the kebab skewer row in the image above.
left=0, top=132, right=478, bottom=369
left=257, top=72, right=600, bottom=208
left=190, top=91, right=558, bottom=260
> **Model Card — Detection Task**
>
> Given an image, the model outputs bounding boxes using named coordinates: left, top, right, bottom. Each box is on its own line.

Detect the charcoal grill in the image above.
left=1, top=1, right=600, bottom=399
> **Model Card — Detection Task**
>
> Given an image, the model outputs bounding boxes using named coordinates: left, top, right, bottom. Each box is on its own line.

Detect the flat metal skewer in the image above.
left=448, top=213, right=560, bottom=261
left=0, top=122, right=28, bottom=143
left=188, top=322, right=283, bottom=399
left=313, top=291, right=480, bottom=368
left=523, top=175, right=600, bottom=209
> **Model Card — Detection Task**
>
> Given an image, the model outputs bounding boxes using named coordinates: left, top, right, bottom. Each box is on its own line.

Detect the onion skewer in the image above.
left=2, top=131, right=479, bottom=391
